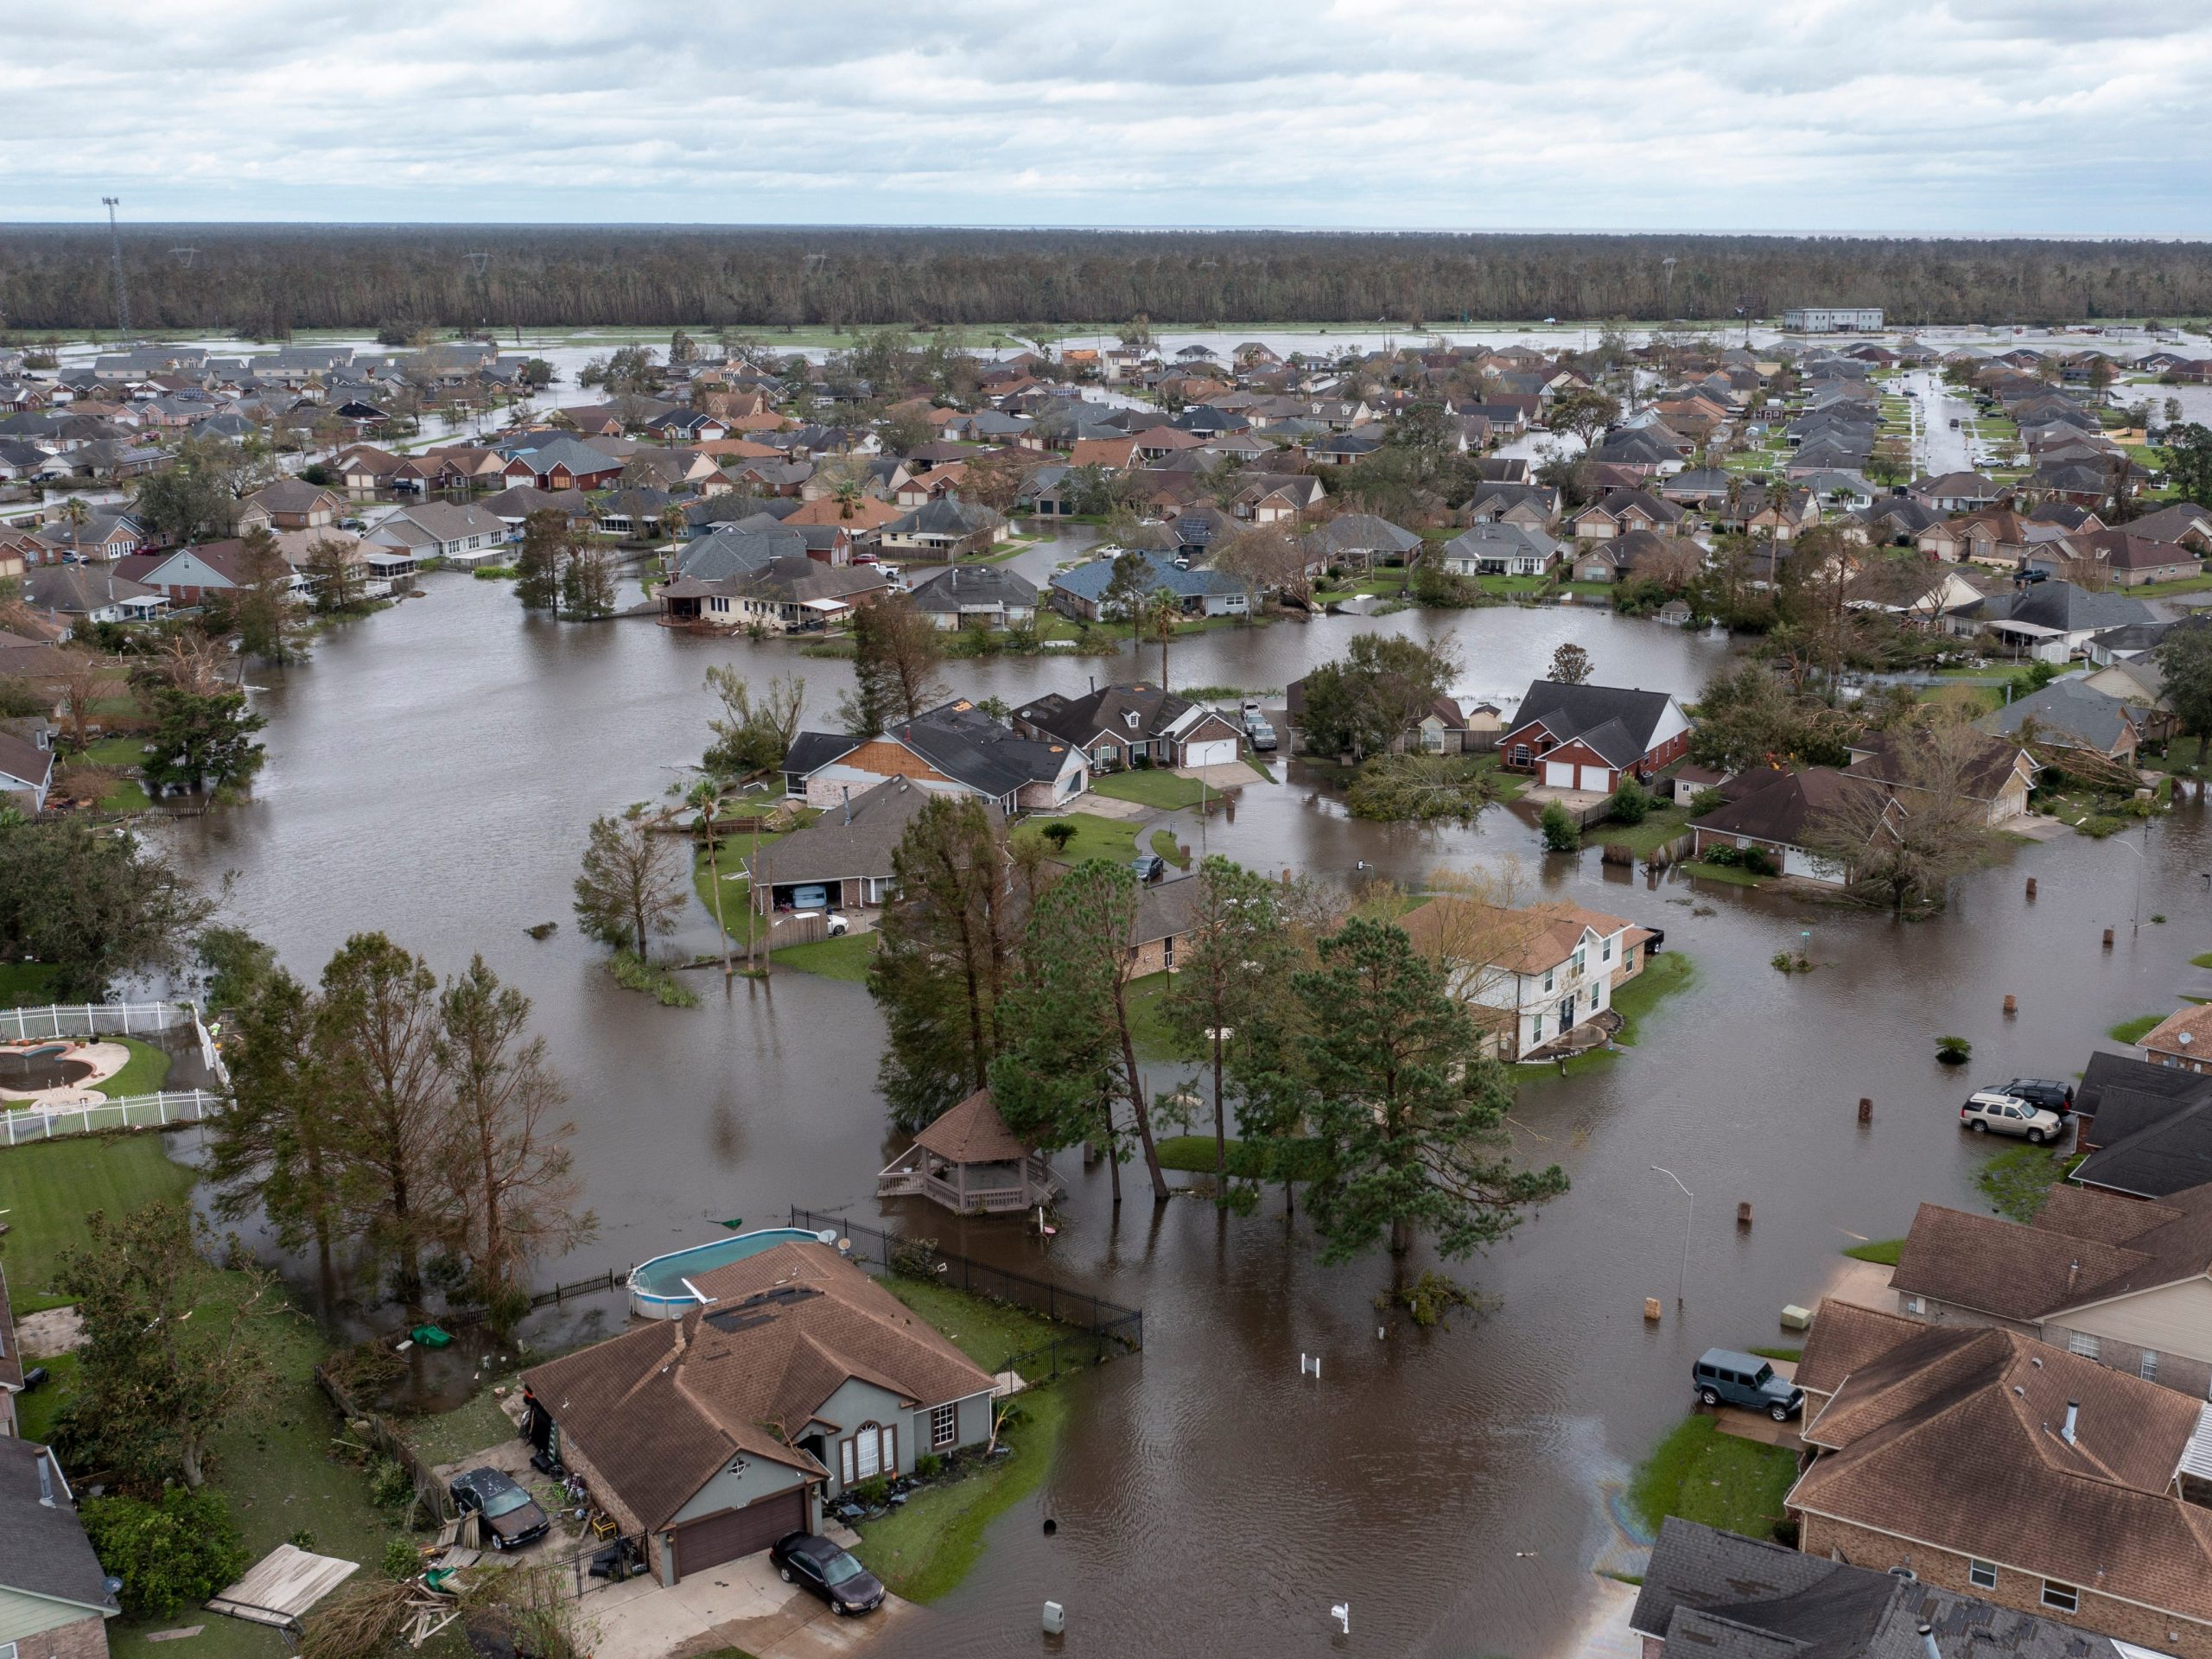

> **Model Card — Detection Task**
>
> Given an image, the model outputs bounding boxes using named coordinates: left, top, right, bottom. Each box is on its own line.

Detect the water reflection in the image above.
left=156, top=561, right=2212, bottom=1659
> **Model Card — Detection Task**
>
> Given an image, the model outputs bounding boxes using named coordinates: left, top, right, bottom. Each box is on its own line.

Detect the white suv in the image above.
left=1960, top=1090, right=2064, bottom=1144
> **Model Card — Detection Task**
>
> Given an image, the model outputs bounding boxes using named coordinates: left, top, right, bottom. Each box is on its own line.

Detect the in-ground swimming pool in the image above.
left=627, top=1226, right=834, bottom=1319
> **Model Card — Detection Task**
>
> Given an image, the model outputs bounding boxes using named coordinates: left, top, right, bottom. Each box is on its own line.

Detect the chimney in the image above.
left=36, top=1448, right=55, bottom=1507
left=1919, top=1626, right=1940, bottom=1659
left=2063, top=1402, right=2079, bottom=1445
left=842, top=785, right=850, bottom=826
left=2068, top=1259, right=2080, bottom=1293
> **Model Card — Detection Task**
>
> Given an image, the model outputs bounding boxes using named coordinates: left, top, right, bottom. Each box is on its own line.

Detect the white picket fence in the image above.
left=0, top=1089, right=225, bottom=1146
left=0, top=1001, right=230, bottom=1090
left=0, top=1001, right=192, bottom=1040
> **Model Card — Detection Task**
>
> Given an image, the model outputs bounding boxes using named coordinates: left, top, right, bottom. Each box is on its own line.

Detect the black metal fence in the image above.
left=789, top=1207, right=1142, bottom=1376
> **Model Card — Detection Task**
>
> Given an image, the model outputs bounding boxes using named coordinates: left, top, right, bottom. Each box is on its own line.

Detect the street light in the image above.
left=1651, top=1166, right=1694, bottom=1307
left=2113, top=827, right=2149, bottom=932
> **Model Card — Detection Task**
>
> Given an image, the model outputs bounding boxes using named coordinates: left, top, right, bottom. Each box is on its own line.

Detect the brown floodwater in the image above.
left=156, top=539, right=2212, bottom=1658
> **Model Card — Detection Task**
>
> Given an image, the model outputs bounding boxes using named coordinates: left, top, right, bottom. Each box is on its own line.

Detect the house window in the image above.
left=1571, top=949, right=1586, bottom=977
left=1969, top=1560, right=1998, bottom=1591
left=2141, top=1349, right=2160, bottom=1382
left=1904, top=1295, right=1926, bottom=1315
left=2040, top=1581, right=2079, bottom=1613
left=931, top=1402, right=957, bottom=1449
left=1511, top=744, right=1531, bottom=766
left=1163, top=936, right=1176, bottom=971
left=2066, top=1331, right=2101, bottom=1361
left=1541, top=969, right=1554, bottom=994
left=1601, top=937, right=1612, bottom=962
left=842, top=1422, right=895, bottom=1484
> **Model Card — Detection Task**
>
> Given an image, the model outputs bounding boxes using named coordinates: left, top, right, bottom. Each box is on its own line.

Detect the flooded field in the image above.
left=156, top=563, right=2209, bottom=1658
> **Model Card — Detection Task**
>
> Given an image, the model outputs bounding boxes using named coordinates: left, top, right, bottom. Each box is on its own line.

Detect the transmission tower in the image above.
left=169, top=247, right=200, bottom=269
left=462, top=251, right=492, bottom=330
left=1662, top=256, right=1679, bottom=312
left=102, top=196, right=131, bottom=339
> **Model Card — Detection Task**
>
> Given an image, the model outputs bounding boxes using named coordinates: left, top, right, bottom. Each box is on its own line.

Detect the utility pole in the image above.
left=102, top=196, right=131, bottom=340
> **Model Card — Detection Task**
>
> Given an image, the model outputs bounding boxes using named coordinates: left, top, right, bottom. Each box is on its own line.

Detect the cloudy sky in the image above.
left=8, top=0, right=2210, bottom=232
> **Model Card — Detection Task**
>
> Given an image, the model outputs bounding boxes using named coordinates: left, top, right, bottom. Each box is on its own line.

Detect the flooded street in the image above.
left=157, top=550, right=2210, bottom=1659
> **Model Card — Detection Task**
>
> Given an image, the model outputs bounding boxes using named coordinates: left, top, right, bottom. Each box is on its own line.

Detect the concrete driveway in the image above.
left=582, top=1552, right=918, bottom=1659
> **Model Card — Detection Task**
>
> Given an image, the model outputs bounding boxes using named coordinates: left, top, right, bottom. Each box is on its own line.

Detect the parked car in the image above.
left=1130, top=853, right=1166, bottom=884
left=448, top=1467, right=550, bottom=1550
left=1692, top=1349, right=1803, bottom=1421
left=770, top=1531, right=885, bottom=1617
left=1998, top=1077, right=2074, bottom=1116
left=1246, top=718, right=1278, bottom=752
left=824, top=912, right=850, bottom=938
left=1960, top=1090, right=2065, bottom=1143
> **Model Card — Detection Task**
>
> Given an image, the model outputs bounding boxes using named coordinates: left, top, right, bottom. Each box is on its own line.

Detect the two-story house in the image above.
left=1400, top=896, right=1649, bottom=1059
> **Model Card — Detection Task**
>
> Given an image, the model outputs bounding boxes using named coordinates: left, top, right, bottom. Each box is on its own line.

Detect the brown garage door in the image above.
left=671, top=1487, right=807, bottom=1578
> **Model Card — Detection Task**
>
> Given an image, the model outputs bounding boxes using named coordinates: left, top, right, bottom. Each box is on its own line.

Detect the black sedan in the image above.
left=449, top=1466, right=550, bottom=1550
left=771, top=1530, right=885, bottom=1616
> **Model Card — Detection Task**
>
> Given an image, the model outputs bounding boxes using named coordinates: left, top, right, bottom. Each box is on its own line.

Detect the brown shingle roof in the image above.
left=1400, top=897, right=1633, bottom=976
left=1791, top=1324, right=2212, bottom=1620
left=525, top=1241, right=993, bottom=1530
left=1793, top=1298, right=1923, bottom=1398
left=913, top=1089, right=1029, bottom=1165
left=1890, top=1201, right=2153, bottom=1324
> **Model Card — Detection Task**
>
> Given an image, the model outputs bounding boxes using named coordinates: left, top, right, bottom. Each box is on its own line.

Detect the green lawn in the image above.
left=0, top=1139, right=401, bottom=1659
left=2109, top=1014, right=2164, bottom=1045
left=2123, top=570, right=2212, bottom=598
left=1684, top=860, right=1767, bottom=888
left=1626, top=1414, right=1801, bottom=1543
left=98, top=1037, right=174, bottom=1098
left=399, top=1368, right=530, bottom=1468
left=854, top=1276, right=1088, bottom=1602
left=1150, top=829, right=1189, bottom=868
left=1090, top=769, right=1210, bottom=810
left=1244, top=753, right=1278, bottom=782
left=1597, top=804, right=1691, bottom=856
left=849, top=1382, right=1068, bottom=1605
left=1844, top=1238, right=1904, bottom=1265
left=2192, top=952, right=2212, bottom=971
left=81, top=735, right=154, bottom=812
left=1013, top=810, right=1142, bottom=866
left=1123, top=970, right=1179, bottom=1062
left=772, top=931, right=878, bottom=981
left=0, top=1135, right=200, bottom=1312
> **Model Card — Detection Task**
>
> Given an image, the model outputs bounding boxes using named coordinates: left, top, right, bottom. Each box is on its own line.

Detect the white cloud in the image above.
left=3, top=0, right=2209, bottom=229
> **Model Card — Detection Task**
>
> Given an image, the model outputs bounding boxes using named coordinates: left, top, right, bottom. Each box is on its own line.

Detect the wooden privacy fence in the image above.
left=0, top=1089, right=224, bottom=1146
left=316, top=1360, right=457, bottom=1527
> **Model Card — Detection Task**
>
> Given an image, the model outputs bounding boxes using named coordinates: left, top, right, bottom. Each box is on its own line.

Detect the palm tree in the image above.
left=687, top=778, right=734, bottom=978
left=60, top=495, right=90, bottom=561
left=1143, top=590, right=1182, bottom=690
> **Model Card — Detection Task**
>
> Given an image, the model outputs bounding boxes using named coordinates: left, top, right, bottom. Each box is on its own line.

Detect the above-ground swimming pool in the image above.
left=626, top=1226, right=836, bottom=1319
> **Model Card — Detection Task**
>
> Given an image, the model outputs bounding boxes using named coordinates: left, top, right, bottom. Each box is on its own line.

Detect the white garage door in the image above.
left=1580, top=766, right=1612, bottom=792
left=1184, top=738, right=1239, bottom=768
left=1543, top=761, right=1578, bottom=788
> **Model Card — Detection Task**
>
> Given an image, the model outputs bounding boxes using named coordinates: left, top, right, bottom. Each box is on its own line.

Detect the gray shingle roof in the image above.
left=0, top=1439, right=118, bottom=1615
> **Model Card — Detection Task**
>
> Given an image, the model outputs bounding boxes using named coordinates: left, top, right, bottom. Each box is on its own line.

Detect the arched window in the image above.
left=841, top=1421, right=897, bottom=1485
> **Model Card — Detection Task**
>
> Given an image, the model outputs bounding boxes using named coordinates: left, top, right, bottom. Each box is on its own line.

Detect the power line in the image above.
left=101, top=196, right=131, bottom=339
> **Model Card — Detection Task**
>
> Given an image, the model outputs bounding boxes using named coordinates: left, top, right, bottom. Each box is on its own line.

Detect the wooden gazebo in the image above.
left=876, top=1088, right=1065, bottom=1216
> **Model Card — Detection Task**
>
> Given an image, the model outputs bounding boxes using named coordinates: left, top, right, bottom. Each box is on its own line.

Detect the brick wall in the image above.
left=1798, top=1513, right=2212, bottom=1659
left=21, top=1613, right=111, bottom=1659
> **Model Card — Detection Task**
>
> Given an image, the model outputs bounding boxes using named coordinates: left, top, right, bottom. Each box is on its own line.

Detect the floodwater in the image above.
left=155, top=546, right=2212, bottom=1659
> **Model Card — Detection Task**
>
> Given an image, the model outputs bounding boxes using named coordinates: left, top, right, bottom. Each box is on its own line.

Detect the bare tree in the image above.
left=573, top=806, right=687, bottom=959
left=437, top=956, right=594, bottom=1322
left=1801, top=721, right=2000, bottom=914
left=1213, top=524, right=1313, bottom=609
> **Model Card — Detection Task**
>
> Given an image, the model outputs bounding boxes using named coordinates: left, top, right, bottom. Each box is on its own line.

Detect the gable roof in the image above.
left=524, top=1240, right=993, bottom=1531
left=1789, top=1319, right=2212, bottom=1621
left=753, top=775, right=990, bottom=887
left=893, top=698, right=1079, bottom=798
left=0, top=1439, right=118, bottom=1617
left=1632, top=1516, right=2126, bottom=1659
left=1505, top=679, right=1683, bottom=767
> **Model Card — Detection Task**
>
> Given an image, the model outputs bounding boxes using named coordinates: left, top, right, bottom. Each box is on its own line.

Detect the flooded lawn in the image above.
left=158, top=566, right=2212, bottom=1658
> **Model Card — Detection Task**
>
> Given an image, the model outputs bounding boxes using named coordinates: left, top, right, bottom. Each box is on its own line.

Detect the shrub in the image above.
left=367, top=1454, right=417, bottom=1516
left=850, top=1476, right=890, bottom=1508
left=1540, top=801, right=1580, bottom=852
left=1700, top=845, right=1741, bottom=868
left=1041, top=821, right=1077, bottom=851
left=1688, top=786, right=1725, bottom=817
left=1383, top=1269, right=1480, bottom=1329
left=1740, top=848, right=1779, bottom=877
left=83, top=1488, right=251, bottom=1618
left=1610, top=777, right=1651, bottom=826
left=914, top=1452, right=944, bottom=1480
left=384, top=1536, right=423, bottom=1581
left=888, top=1234, right=942, bottom=1281
left=1935, top=1034, right=1973, bottom=1065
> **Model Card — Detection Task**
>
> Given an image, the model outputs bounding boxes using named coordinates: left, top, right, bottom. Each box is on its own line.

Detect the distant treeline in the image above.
left=4, top=226, right=2211, bottom=335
